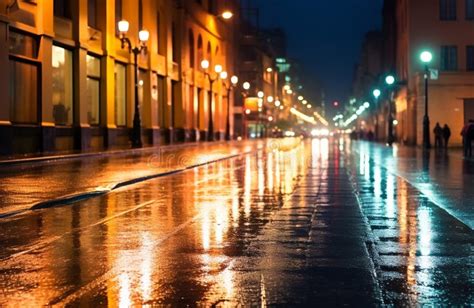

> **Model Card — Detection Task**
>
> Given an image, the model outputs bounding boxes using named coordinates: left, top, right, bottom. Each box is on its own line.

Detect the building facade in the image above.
left=387, top=0, right=474, bottom=146
left=0, top=0, right=238, bottom=155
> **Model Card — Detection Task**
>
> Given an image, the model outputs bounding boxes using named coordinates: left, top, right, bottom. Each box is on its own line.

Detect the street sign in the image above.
left=430, top=69, right=439, bottom=80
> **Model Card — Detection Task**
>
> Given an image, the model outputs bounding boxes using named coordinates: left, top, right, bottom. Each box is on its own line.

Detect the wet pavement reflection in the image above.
left=0, top=138, right=472, bottom=306
left=349, top=141, right=473, bottom=306
left=0, top=141, right=264, bottom=216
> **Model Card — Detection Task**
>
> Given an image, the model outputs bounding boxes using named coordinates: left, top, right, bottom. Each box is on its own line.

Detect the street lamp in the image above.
left=118, top=20, right=149, bottom=148
left=241, top=82, right=251, bottom=139
left=420, top=50, right=433, bottom=149
left=372, top=89, right=381, bottom=140
left=221, top=10, right=233, bottom=20
left=385, top=75, right=395, bottom=146
left=221, top=72, right=239, bottom=140
left=373, top=89, right=381, bottom=99
left=201, top=60, right=223, bottom=141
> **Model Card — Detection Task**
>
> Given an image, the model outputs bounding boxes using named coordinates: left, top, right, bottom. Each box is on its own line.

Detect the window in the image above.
left=114, top=63, right=127, bottom=126
left=157, top=75, right=166, bottom=127
left=441, top=46, right=458, bottom=71
left=172, top=23, right=178, bottom=62
left=115, top=0, right=122, bottom=23
left=139, top=0, right=143, bottom=30
left=189, top=30, right=195, bottom=68
left=9, top=61, right=38, bottom=124
left=209, top=0, right=217, bottom=14
left=52, top=45, right=73, bottom=125
left=86, top=55, right=101, bottom=125
left=9, top=30, right=39, bottom=125
left=9, top=30, right=38, bottom=58
left=467, top=0, right=474, bottom=19
left=54, top=0, right=72, bottom=19
left=467, top=46, right=474, bottom=71
left=115, top=0, right=123, bottom=36
left=440, top=0, right=457, bottom=20
left=88, top=0, right=98, bottom=28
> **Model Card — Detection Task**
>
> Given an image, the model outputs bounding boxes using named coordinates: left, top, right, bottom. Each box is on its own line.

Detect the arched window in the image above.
left=197, top=35, right=203, bottom=65
left=215, top=45, right=219, bottom=64
left=189, top=30, right=195, bottom=68
left=207, top=41, right=212, bottom=65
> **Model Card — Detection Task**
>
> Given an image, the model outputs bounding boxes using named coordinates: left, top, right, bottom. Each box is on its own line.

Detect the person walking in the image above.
left=461, top=120, right=474, bottom=157
left=442, top=124, right=451, bottom=149
left=434, top=122, right=443, bottom=148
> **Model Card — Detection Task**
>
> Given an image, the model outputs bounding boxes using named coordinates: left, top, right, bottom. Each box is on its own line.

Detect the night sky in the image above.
left=254, top=0, right=384, bottom=108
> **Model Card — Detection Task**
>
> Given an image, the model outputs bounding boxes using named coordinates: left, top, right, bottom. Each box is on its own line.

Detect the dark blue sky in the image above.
left=254, top=0, right=384, bottom=105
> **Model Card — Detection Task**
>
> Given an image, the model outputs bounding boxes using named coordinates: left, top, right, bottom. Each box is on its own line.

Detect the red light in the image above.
left=333, top=101, right=339, bottom=107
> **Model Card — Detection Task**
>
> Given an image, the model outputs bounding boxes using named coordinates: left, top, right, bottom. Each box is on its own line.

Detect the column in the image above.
left=0, top=14, right=12, bottom=154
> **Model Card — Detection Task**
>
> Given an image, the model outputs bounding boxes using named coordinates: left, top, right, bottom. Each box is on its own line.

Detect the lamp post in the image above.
left=420, top=51, right=433, bottom=149
left=257, top=91, right=264, bottom=138
left=118, top=20, right=149, bottom=148
left=373, top=88, right=381, bottom=140
left=201, top=60, right=223, bottom=141
left=242, top=82, right=251, bottom=139
left=385, top=75, right=395, bottom=146
left=220, top=72, right=239, bottom=141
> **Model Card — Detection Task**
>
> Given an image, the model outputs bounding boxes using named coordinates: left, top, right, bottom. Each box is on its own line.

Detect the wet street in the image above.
left=0, top=138, right=472, bottom=306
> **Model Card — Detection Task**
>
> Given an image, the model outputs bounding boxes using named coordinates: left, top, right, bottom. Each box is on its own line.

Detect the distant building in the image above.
left=385, top=0, right=474, bottom=146
left=235, top=17, right=283, bottom=138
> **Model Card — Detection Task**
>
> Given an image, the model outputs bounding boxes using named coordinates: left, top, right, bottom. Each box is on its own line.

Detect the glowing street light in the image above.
left=222, top=72, right=238, bottom=140
left=385, top=74, right=396, bottom=145
left=267, top=96, right=274, bottom=103
left=420, top=50, right=433, bottom=149
left=243, top=82, right=250, bottom=90
left=118, top=20, right=149, bottom=148
left=257, top=91, right=264, bottom=98
left=385, top=75, right=395, bottom=85
left=201, top=59, right=225, bottom=141
left=373, top=89, right=381, bottom=99
left=221, top=11, right=233, bottom=20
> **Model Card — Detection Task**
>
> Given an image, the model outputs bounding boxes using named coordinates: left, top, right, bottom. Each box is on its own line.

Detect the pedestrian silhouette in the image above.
left=442, top=124, right=451, bottom=149
left=367, top=130, right=375, bottom=141
left=461, top=120, right=474, bottom=157
left=434, top=122, right=443, bottom=148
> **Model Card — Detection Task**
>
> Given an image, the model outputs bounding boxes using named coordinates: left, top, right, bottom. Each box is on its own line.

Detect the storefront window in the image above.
left=9, top=61, right=38, bottom=124
left=86, top=55, right=101, bottom=125
left=114, top=63, right=127, bottom=126
left=52, top=45, right=73, bottom=125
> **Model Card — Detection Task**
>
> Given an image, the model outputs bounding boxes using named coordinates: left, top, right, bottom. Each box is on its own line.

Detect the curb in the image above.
left=0, top=140, right=230, bottom=167
left=0, top=151, right=252, bottom=219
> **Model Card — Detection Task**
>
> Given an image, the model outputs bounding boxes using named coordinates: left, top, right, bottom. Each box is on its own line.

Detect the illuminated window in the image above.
left=52, top=45, right=73, bottom=125
left=114, top=63, right=127, bottom=126
left=440, top=0, right=457, bottom=20
left=86, top=55, right=101, bottom=125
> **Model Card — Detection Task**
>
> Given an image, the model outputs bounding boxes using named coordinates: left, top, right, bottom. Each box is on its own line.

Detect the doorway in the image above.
left=464, top=99, right=474, bottom=123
